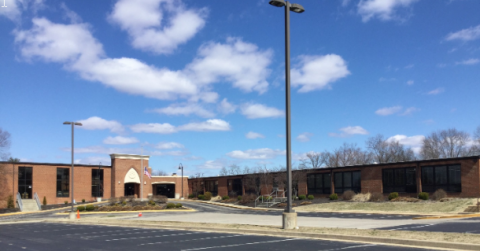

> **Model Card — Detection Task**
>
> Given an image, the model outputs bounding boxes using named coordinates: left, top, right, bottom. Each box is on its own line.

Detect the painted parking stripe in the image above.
left=318, top=244, right=377, bottom=250
left=140, top=234, right=243, bottom=246
left=105, top=231, right=202, bottom=241
left=180, top=238, right=298, bottom=251
left=82, top=230, right=172, bottom=239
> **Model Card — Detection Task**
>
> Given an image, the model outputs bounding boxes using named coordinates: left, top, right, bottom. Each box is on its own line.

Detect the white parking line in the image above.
left=140, top=234, right=243, bottom=246
left=318, top=244, right=377, bottom=250
left=180, top=238, right=298, bottom=251
left=82, top=230, right=170, bottom=239
left=106, top=232, right=202, bottom=241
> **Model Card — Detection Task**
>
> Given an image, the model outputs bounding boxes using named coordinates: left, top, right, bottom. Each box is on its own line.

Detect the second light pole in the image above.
left=268, top=0, right=304, bottom=230
left=178, top=163, right=184, bottom=199
left=63, top=121, right=82, bottom=220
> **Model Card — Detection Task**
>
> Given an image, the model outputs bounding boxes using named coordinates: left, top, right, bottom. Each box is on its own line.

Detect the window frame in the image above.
left=333, top=171, right=361, bottom=194
left=421, top=165, right=461, bottom=193
left=382, top=167, right=417, bottom=194
left=91, top=169, right=104, bottom=197
left=306, top=173, right=331, bottom=195
left=56, top=168, right=70, bottom=198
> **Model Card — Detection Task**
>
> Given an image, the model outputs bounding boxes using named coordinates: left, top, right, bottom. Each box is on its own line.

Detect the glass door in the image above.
left=18, top=167, right=33, bottom=199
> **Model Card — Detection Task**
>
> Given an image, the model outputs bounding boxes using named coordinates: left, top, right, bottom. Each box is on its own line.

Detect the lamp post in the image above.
left=63, top=121, right=82, bottom=220
left=178, top=163, right=184, bottom=199
left=268, top=0, right=304, bottom=230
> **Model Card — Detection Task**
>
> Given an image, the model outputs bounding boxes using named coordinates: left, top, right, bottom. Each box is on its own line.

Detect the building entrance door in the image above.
left=18, top=167, right=32, bottom=199
left=154, top=184, right=175, bottom=198
left=124, top=183, right=138, bottom=197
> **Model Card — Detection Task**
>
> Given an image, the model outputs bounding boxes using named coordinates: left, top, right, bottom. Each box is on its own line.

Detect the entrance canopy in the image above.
left=124, top=168, right=140, bottom=184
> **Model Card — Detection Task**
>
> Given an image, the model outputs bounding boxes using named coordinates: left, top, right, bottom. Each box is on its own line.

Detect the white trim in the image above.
left=124, top=168, right=141, bottom=184
left=151, top=182, right=176, bottom=184
left=110, top=153, right=150, bottom=160
left=151, top=176, right=189, bottom=178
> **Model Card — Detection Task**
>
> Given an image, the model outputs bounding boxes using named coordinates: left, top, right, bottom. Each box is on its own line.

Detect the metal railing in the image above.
left=254, top=188, right=287, bottom=208
left=34, top=192, right=42, bottom=210
left=16, top=192, right=23, bottom=212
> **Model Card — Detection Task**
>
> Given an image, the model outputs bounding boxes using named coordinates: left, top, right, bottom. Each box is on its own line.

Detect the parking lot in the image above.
left=0, top=222, right=445, bottom=251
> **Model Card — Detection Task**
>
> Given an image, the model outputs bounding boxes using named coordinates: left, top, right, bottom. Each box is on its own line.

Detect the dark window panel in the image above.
left=435, top=166, right=447, bottom=185
left=353, top=171, right=361, bottom=188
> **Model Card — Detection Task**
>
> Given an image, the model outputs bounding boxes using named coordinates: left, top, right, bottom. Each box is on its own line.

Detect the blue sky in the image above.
left=1, top=0, right=479, bottom=177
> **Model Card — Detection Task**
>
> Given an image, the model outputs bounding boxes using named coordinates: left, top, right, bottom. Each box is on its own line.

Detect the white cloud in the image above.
left=186, top=37, right=273, bottom=94
left=74, top=156, right=111, bottom=165
left=240, top=103, right=284, bottom=119
left=428, top=88, right=445, bottom=95
left=375, top=106, right=403, bottom=116
left=217, top=98, right=237, bottom=114
left=404, top=64, right=414, bottom=69
left=329, top=126, right=369, bottom=138
left=130, top=123, right=177, bottom=134
left=227, top=148, right=285, bottom=160
left=108, top=0, right=207, bottom=54
left=387, top=134, right=425, bottom=153
left=401, top=107, right=419, bottom=115
left=153, top=142, right=184, bottom=149
left=291, top=54, right=350, bottom=92
left=446, top=24, right=480, bottom=42
left=455, top=58, right=479, bottom=65
left=406, top=80, right=414, bottom=85
left=245, top=131, right=265, bottom=139
left=152, top=103, right=215, bottom=118
left=78, top=116, right=124, bottom=134
left=296, top=132, right=313, bottom=142
left=0, top=0, right=44, bottom=22
left=195, top=158, right=231, bottom=170
left=357, top=0, right=418, bottom=22
left=103, top=136, right=139, bottom=145
left=178, top=119, right=231, bottom=132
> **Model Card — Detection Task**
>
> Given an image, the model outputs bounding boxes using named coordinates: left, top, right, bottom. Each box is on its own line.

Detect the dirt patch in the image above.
left=390, top=197, right=421, bottom=203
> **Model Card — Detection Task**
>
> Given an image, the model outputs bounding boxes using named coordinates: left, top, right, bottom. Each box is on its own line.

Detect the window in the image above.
left=205, top=180, right=218, bottom=196
left=56, top=168, right=69, bottom=197
left=306, top=173, right=331, bottom=194
left=18, top=167, right=33, bottom=199
left=422, top=165, right=461, bottom=192
left=92, top=169, right=104, bottom=197
left=382, top=167, right=417, bottom=193
left=334, top=171, right=361, bottom=193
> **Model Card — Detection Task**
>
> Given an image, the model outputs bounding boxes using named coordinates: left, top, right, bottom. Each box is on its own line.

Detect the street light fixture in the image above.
left=178, top=163, right=184, bottom=199
left=63, top=121, right=82, bottom=220
left=268, top=0, right=304, bottom=230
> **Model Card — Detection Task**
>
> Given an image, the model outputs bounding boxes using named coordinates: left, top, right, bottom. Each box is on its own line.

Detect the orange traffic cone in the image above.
left=76, top=210, right=80, bottom=219
left=138, top=212, right=142, bottom=217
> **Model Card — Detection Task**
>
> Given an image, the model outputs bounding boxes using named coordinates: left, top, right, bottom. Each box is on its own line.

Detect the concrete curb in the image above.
left=413, top=213, right=480, bottom=220
left=55, top=208, right=196, bottom=215
left=45, top=219, right=480, bottom=251
left=177, top=199, right=276, bottom=211
left=0, top=201, right=108, bottom=217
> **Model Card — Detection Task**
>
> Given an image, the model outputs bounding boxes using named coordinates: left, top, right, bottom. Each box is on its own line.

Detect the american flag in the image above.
left=144, top=167, right=151, bottom=179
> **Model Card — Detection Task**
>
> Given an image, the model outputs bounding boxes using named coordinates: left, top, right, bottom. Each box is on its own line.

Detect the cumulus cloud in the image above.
left=227, top=148, right=285, bottom=160
left=387, top=134, right=425, bottom=153
left=74, top=156, right=111, bottom=165
left=130, top=123, right=177, bottom=134
left=375, top=106, right=402, bottom=116
left=357, top=0, right=418, bottom=22
left=245, top=131, right=265, bottom=139
left=0, top=0, right=44, bottom=22
left=401, top=107, right=419, bottom=116
left=406, top=80, right=414, bottom=85
left=455, top=58, right=479, bottom=65
left=152, top=103, right=215, bottom=118
left=427, top=88, right=445, bottom=95
left=217, top=98, right=237, bottom=114
left=152, top=142, right=184, bottom=149
left=240, top=103, right=284, bottom=119
left=296, top=132, right=313, bottom=142
left=291, top=54, right=350, bottom=92
left=130, top=119, right=230, bottom=134
left=446, top=24, right=480, bottom=42
left=103, top=136, right=139, bottom=145
left=78, top=116, right=124, bottom=134
left=329, top=126, right=368, bottom=137
left=108, top=0, right=207, bottom=54
left=195, top=158, right=232, bottom=170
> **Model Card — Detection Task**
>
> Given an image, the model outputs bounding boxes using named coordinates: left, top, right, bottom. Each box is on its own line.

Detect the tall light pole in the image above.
left=269, top=0, right=304, bottom=230
left=178, top=163, right=184, bottom=199
left=63, top=121, right=82, bottom=220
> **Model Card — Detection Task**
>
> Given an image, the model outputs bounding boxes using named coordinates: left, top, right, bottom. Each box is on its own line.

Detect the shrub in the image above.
left=77, top=206, right=86, bottom=212
left=329, top=193, right=338, bottom=200
left=151, top=195, right=168, bottom=203
left=204, top=192, right=212, bottom=200
left=98, top=206, right=110, bottom=211
left=198, top=194, right=205, bottom=200
left=111, top=206, right=122, bottom=211
left=122, top=201, right=127, bottom=206
left=175, top=203, right=182, bottom=208
left=121, top=206, right=132, bottom=211
left=81, top=199, right=85, bottom=203
left=148, top=200, right=156, bottom=206
left=94, top=206, right=99, bottom=210
left=188, top=194, right=195, bottom=199
left=7, top=195, right=14, bottom=209
left=431, top=189, right=447, bottom=201
left=388, top=192, right=399, bottom=201
left=352, top=193, right=371, bottom=202
left=64, top=201, right=68, bottom=205
left=132, top=205, right=143, bottom=211
left=418, top=192, right=429, bottom=200
left=240, top=194, right=256, bottom=204
left=307, top=195, right=314, bottom=200
left=85, top=205, right=95, bottom=211
left=120, top=196, right=127, bottom=203
left=222, top=196, right=230, bottom=200
left=237, top=196, right=242, bottom=201
left=42, top=196, right=47, bottom=206
left=369, top=192, right=384, bottom=202
left=166, top=203, right=176, bottom=209
left=343, top=190, right=356, bottom=201
left=298, top=195, right=306, bottom=200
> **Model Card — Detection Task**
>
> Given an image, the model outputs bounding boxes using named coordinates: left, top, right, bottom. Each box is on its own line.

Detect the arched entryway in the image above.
left=152, top=182, right=176, bottom=198
left=124, top=167, right=141, bottom=197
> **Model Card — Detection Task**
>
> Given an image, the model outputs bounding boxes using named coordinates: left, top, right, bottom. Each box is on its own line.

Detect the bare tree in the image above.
left=299, top=151, right=328, bottom=169
left=191, top=173, right=204, bottom=196
left=242, top=165, right=251, bottom=174
left=219, top=167, right=228, bottom=176
left=243, top=167, right=262, bottom=196
left=474, top=126, right=480, bottom=144
left=421, top=128, right=475, bottom=159
left=151, top=170, right=168, bottom=176
left=0, top=128, right=11, bottom=161
left=325, top=143, right=372, bottom=167
left=228, top=164, right=241, bottom=175
left=366, top=134, right=415, bottom=163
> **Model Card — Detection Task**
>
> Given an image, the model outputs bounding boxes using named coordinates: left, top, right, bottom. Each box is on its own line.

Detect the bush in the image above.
left=369, top=192, right=384, bottom=202
left=42, top=196, right=47, bottom=206
left=175, top=203, right=182, bottom=208
left=81, top=199, right=85, bottom=203
left=204, top=192, right=212, bottom=200
left=64, top=201, right=68, bottom=205
left=307, top=195, right=314, bottom=200
left=121, top=206, right=132, bottom=211
left=148, top=200, right=156, bottom=206
left=77, top=206, right=86, bottom=212
left=85, top=205, right=95, bottom=211
left=188, top=194, right=195, bottom=199
left=329, top=193, right=338, bottom=200
left=343, top=190, right=356, bottom=201
left=222, top=196, right=230, bottom=200
left=197, top=194, right=205, bottom=200
left=237, top=196, right=242, bottom=201
left=431, top=189, right=447, bottom=201
left=122, top=201, right=127, bottom=206
left=98, top=206, right=110, bottom=211
left=132, top=205, right=143, bottom=211
left=151, top=195, right=168, bottom=203
left=388, top=192, right=399, bottom=201
left=166, top=203, right=176, bottom=209
left=418, top=192, right=429, bottom=200
left=240, top=194, right=256, bottom=204
left=298, top=195, right=306, bottom=200
left=7, top=195, right=14, bottom=209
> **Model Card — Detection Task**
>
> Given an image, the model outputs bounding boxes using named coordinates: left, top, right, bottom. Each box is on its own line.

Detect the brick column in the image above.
left=416, top=162, right=422, bottom=193
left=330, top=169, right=334, bottom=194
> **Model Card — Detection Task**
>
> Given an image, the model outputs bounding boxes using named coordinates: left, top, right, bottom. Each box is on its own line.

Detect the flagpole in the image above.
left=141, top=145, right=143, bottom=201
